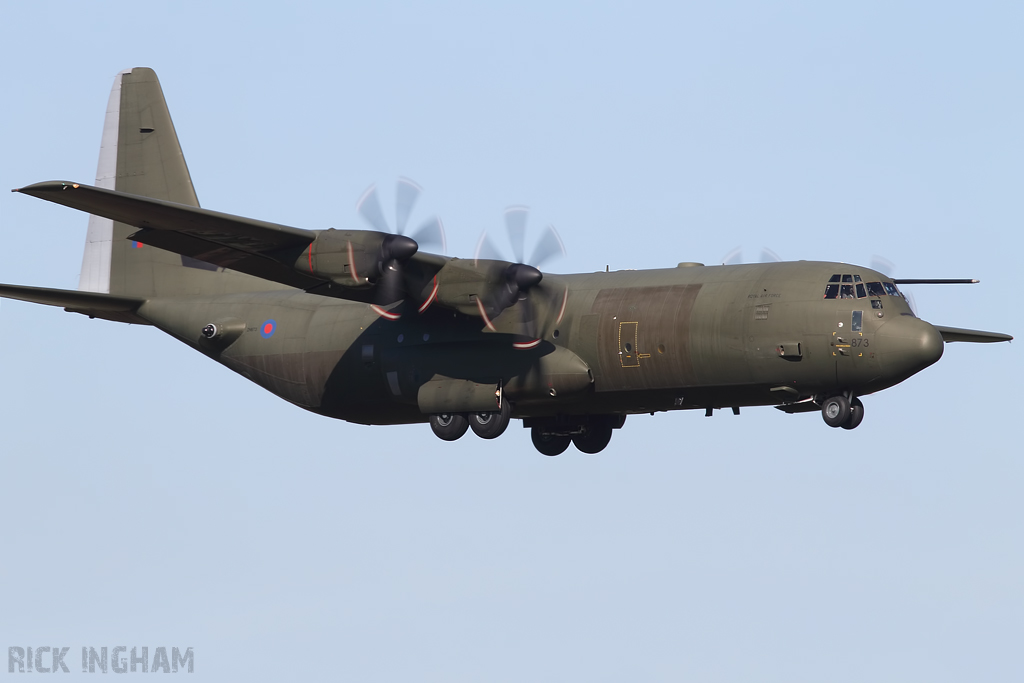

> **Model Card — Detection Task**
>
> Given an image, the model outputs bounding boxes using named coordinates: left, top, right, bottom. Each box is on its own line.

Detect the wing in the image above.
left=14, top=181, right=324, bottom=290
left=933, top=326, right=1013, bottom=343
left=13, top=181, right=449, bottom=303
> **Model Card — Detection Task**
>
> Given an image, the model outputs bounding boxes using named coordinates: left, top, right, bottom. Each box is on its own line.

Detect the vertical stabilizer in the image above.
left=78, top=67, right=288, bottom=299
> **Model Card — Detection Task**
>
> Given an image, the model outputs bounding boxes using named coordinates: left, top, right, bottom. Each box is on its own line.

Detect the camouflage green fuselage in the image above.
left=138, top=260, right=938, bottom=425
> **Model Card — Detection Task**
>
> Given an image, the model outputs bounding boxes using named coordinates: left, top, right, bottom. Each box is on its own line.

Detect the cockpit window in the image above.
left=866, top=282, right=886, bottom=296
left=825, top=276, right=900, bottom=301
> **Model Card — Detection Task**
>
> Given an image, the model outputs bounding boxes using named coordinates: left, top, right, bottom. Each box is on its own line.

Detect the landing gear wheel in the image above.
left=572, top=420, right=613, bottom=454
left=469, top=399, right=511, bottom=439
left=821, top=395, right=851, bottom=428
left=841, top=397, right=864, bottom=430
left=532, top=427, right=571, bottom=456
left=429, top=413, right=469, bottom=441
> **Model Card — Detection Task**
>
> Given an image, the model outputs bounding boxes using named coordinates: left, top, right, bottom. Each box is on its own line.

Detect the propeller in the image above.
left=871, top=255, right=918, bottom=315
left=356, top=178, right=447, bottom=305
left=721, top=246, right=782, bottom=265
left=473, top=206, right=567, bottom=343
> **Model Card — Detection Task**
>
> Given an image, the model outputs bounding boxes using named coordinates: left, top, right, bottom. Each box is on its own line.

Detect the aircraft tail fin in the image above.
left=80, top=67, right=288, bottom=299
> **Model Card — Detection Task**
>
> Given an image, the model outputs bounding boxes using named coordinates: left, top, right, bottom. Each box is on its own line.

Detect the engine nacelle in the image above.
left=294, top=229, right=417, bottom=288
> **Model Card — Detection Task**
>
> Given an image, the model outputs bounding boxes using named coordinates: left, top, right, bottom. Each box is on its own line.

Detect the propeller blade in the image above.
left=375, top=259, right=405, bottom=305
left=504, top=206, right=529, bottom=264
left=410, top=216, right=447, bottom=253
left=357, top=184, right=391, bottom=233
left=474, top=231, right=505, bottom=264
left=528, top=224, right=566, bottom=269
left=870, top=255, right=919, bottom=315
left=722, top=246, right=743, bottom=265
left=760, top=248, right=782, bottom=263
left=518, top=288, right=538, bottom=340
left=395, top=177, right=422, bottom=235
left=870, top=255, right=895, bottom=277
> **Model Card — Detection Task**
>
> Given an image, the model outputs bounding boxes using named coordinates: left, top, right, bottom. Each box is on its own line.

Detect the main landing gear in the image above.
left=529, top=415, right=623, bottom=456
left=821, top=394, right=865, bottom=430
left=428, top=408, right=624, bottom=455
left=428, top=400, right=511, bottom=442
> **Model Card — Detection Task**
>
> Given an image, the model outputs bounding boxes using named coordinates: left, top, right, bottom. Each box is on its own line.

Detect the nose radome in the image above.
left=877, top=317, right=944, bottom=381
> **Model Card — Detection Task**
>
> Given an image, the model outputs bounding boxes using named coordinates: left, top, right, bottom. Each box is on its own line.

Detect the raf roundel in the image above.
left=260, top=319, right=277, bottom=339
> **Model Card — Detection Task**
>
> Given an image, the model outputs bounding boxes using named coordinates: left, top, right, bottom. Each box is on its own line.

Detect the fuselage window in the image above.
left=854, top=274, right=863, bottom=282
left=883, top=282, right=900, bottom=297
left=828, top=274, right=841, bottom=283
left=852, top=310, right=863, bottom=331
left=866, top=282, right=886, bottom=296
left=871, top=299, right=883, bottom=309
left=824, top=284, right=840, bottom=299
left=842, top=274, right=853, bottom=283
left=856, top=283, right=866, bottom=298
left=840, top=284, right=855, bottom=299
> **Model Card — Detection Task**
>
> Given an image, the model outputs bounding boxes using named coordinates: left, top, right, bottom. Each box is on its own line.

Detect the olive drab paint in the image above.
left=1, top=68, right=1013, bottom=455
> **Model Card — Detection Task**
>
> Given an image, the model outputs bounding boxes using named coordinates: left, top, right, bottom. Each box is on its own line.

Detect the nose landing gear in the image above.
left=821, top=394, right=865, bottom=429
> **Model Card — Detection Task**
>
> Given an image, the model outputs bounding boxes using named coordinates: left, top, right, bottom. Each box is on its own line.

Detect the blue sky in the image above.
left=1, top=2, right=1021, bottom=681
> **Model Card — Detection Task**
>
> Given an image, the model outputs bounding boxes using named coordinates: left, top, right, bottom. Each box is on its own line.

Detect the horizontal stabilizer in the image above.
left=934, top=325, right=1012, bottom=343
left=0, top=283, right=148, bottom=324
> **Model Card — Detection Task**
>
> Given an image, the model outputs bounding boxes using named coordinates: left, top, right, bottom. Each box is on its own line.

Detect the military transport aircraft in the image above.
left=1, top=68, right=1013, bottom=455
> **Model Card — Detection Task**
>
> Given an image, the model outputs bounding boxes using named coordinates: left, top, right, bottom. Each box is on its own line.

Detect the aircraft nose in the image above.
left=876, top=316, right=944, bottom=381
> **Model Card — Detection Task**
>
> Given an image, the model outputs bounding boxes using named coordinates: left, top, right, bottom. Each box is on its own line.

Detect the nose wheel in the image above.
left=821, top=395, right=865, bottom=429
left=842, top=397, right=864, bottom=430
